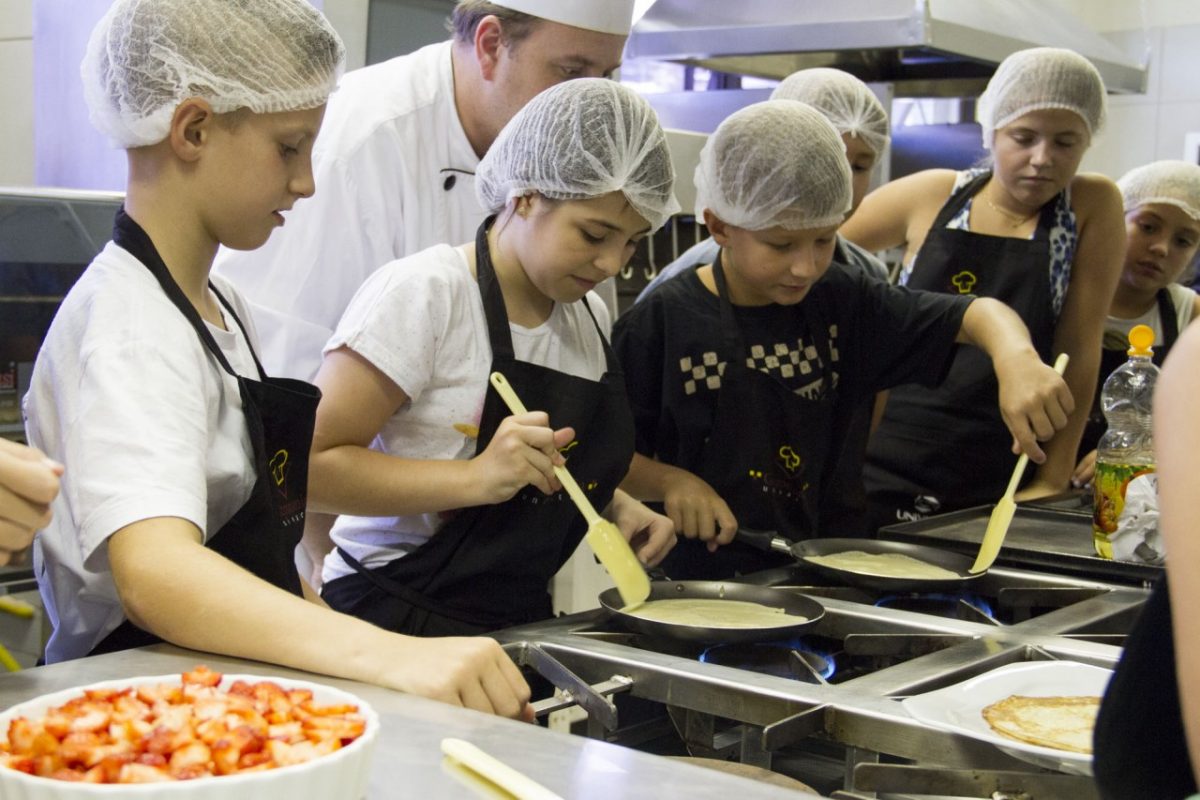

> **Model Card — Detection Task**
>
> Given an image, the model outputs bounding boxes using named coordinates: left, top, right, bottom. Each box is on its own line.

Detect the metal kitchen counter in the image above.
left=0, top=644, right=814, bottom=799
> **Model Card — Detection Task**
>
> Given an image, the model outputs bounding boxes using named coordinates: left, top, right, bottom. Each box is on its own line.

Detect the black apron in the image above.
left=321, top=217, right=634, bottom=636
left=91, top=209, right=319, bottom=656
left=659, top=253, right=839, bottom=580
left=1078, top=289, right=1178, bottom=459
left=865, top=171, right=1059, bottom=531
left=1093, top=576, right=1197, bottom=800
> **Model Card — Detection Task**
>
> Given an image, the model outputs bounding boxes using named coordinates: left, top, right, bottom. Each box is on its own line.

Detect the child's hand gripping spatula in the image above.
left=489, top=371, right=651, bottom=608
left=969, top=353, right=1070, bottom=574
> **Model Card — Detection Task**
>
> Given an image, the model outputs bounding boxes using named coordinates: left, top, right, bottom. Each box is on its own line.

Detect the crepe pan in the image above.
left=736, top=530, right=987, bottom=593
left=598, top=581, right=825, bottom=644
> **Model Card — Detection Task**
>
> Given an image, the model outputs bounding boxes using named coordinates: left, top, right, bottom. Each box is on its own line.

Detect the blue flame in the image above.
left=874, top=592, right=996, bottom=619
left=699, top=639, right=837, bottom=680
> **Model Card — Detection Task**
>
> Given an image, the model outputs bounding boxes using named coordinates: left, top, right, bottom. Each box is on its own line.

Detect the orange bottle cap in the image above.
left=1128, top=324, right=1155, bottom=356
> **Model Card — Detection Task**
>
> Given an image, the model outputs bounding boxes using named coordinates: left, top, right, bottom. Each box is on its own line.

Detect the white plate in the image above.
left=0, top=673, right=378, bottom=800
left=900, top=661, right=1113, bottom=775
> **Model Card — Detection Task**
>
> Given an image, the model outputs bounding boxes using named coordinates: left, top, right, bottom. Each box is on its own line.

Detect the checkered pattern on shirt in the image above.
left=679, top=324, right=840, bottom=399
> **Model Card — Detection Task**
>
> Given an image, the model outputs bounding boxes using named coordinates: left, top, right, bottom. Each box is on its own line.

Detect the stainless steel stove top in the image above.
left=497, top=564, right=1146, bottom=799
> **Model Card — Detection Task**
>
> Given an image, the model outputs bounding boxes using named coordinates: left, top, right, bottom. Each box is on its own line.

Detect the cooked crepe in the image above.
left=625, top=599, right=807, bottom=628
left=981, top=695, right=1100, bottom=754
left=803, top=550, right=961, bottom=580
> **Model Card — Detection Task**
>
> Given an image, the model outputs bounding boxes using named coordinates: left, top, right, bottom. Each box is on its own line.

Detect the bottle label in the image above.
left=1092, top=462, right=1162, bottom=563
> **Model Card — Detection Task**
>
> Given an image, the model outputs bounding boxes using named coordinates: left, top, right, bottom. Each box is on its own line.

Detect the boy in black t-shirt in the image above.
left=614, top=100, right=1076, bottom=579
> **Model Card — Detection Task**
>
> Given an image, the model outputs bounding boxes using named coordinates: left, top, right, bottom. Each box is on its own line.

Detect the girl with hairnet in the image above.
left=612, top=101, right=1070, bottom=579
left=25, top=0, right=534, bottom=720
left=1072, top=160, right=1200, bottom=487
left=843, top=47, right=1125, bottom=531
left=311, top=79, right=677, bottom=635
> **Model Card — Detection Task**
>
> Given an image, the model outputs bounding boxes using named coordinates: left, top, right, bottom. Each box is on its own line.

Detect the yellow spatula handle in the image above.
left=489, top=372, right=602, bottom=525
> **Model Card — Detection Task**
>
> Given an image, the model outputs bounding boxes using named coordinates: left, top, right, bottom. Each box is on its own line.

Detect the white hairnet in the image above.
left=82, top=0, right=345, bottom=149
left=695, top=100, right=852, bottom=231
left=771, top=68, right=889, bottom=157
left=977, top=47, right=1106, bottom=150
left=1118, top=160, right=1200, bottom=222
left=475, top=79, right=680, bottom=232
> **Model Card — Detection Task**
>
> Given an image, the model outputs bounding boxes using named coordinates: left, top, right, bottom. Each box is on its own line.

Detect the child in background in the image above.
left=311, top=80, right=677, bottom=635
left=615, top=100, right=1072, bottom=579
left=1073, top=160, right=1200, bottom=486
left=25, top=0, right=531, bottom=720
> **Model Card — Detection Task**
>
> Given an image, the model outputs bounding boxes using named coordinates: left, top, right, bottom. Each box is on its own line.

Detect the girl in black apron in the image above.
left=843, top=48, right=1125, bottom=530
left=314, top=80, right=679, bottom=636
left=1073, top=160, right=1200, bottom=487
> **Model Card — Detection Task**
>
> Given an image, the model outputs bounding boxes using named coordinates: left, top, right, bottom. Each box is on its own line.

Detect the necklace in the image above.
left=982, top=187, right=1039, bottom=229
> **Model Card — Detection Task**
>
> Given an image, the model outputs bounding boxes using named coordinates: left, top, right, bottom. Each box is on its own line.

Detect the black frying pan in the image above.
left=736, top=530, right=987, bottom=593
left=599, top=580, right=825, bottom=644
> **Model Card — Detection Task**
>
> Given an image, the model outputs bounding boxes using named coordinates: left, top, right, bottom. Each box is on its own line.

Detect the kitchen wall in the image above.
left=0, top=1, right=34, bottom=187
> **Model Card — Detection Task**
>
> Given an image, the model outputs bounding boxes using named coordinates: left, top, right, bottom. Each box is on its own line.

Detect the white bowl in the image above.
left=0, top=673, right=379, bottom=800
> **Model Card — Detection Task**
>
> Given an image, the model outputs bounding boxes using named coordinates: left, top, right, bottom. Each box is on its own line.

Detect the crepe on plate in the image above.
left=981, top=694, right=1100, bottom=754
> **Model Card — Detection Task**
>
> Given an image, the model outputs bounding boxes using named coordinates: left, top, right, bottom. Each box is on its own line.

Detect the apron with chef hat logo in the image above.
left=321, top=216, right=634, bottom=636
left=89, top=209, right=319, bottom=656
left=1078, top=289, right=1178, bottom=461
left=657, top=252, right=839, bottom=581
left=864, top=170, right=1058, bottom=531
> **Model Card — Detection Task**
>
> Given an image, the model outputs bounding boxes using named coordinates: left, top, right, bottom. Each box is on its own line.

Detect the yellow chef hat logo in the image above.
left=950, top=271, right=977, bottom=294
left=778, top=445, right=802, bottom=473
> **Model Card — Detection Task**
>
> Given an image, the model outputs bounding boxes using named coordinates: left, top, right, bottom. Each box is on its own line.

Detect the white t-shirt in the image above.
left=25, top=242, right=262, bottom=663
left=1103, top=282, right=1198, bottom=350
left=212, top=41, right=485, bottom=381
left=322, top=244, right=611, bottom=584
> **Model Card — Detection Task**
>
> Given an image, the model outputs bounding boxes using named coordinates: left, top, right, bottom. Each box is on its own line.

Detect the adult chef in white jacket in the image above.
left=213, top=0, right=637, bottom=381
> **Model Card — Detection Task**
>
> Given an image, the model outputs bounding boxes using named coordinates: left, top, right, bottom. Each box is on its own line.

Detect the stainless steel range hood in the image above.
left=627, top=0, right=1147, bottom=97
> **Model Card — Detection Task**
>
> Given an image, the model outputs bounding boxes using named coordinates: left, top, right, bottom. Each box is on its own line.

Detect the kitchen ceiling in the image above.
left=626, top=0, right=1147, bottom=97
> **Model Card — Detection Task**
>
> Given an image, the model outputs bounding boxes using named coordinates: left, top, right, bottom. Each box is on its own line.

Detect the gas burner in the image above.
left=873, top=592, right=999, bottom=625
left=699, top=639, right=837, bottom=684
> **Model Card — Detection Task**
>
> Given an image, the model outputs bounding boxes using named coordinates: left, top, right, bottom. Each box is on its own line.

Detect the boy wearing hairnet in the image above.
left=310, top=80, right=676, bottom=635
left=614, top=101, right=1072, bottom=579
left=1072, top=160, right=1200, bottom=486
left=640, top=67, right=892, bottom=298
left=24, top=0, right=534, bottom=720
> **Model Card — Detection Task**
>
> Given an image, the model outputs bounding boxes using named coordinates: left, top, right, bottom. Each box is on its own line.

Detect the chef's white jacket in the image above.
left=213, top=41, right=485, bottom=380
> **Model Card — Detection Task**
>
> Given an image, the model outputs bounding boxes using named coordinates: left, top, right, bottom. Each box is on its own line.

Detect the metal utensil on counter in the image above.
left=970, top=352, right=1070, bottom=574
left=441, top=738, right=563, bottom=800
left=488, top=371, right=650, bottom=608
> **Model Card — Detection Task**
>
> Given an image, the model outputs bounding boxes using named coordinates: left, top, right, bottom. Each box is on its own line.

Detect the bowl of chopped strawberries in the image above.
left=0, top=666, right=378, bottom=799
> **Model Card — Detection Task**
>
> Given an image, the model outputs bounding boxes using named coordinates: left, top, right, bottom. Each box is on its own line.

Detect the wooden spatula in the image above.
left=442, top=738, right=564, bottom=800
left=969, top=352, right=1070, bottom=574
left=489, top=371, right=651, bottom=608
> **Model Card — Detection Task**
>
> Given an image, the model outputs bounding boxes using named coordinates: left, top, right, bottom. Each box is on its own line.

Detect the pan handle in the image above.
left=735, top=528, right=794, bottom=555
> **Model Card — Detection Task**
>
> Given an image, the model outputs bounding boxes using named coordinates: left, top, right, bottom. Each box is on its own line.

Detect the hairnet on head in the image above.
left=695, top=100, right=852, bottom=231
left=1118, top=160, right=1200, bottom=222
left=475, top=79, right=680, bottom=232
left=82, top=0, right=345, bottom=149
left=977, top=47, right=1106, bottom=150
left=771, top=68, right=889, bottom=157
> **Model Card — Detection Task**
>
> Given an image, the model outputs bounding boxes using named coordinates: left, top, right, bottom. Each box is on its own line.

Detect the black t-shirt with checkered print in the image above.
left=613, top=260, right=971, bottom=485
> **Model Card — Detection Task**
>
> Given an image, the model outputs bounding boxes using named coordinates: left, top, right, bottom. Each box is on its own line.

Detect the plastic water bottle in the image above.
left=1092, top=324, right=1162, bottom=563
